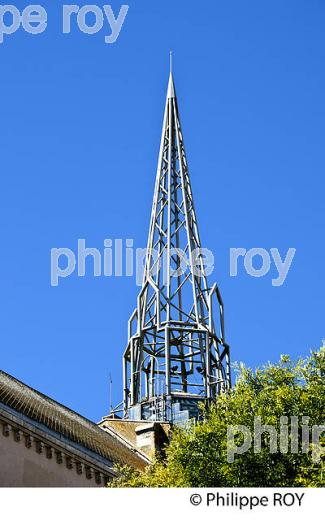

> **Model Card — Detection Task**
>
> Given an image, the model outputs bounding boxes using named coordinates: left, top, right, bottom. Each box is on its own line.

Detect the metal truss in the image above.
left=122, top=70, right=231, bottom=421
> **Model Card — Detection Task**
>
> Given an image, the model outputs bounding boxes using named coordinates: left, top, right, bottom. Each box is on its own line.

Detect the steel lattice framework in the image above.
left=122, top=69, right=231, bottom=422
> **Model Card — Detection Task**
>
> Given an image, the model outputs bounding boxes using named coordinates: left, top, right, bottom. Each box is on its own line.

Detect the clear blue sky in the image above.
left=0, top=1, right=324, bottom=421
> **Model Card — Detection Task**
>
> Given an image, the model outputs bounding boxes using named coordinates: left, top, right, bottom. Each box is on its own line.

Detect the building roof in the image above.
left=0, top=370, right=149, bottom=471
left=100, top=417, right=171, bottom=447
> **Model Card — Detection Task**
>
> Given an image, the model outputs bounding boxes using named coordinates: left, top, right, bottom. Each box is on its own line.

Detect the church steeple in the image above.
left=122, top=63, right=231, bottom=423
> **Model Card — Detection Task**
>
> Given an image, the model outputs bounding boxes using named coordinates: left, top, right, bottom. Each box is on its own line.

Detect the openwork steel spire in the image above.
left=123, top=66, right=231, bottom=422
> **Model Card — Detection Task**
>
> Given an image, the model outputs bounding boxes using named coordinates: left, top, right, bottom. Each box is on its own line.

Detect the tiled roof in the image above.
left=0, top=370, right=148, bottom=470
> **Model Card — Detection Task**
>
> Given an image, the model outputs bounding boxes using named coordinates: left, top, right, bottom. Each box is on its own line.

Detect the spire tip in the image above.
left=167, top=51, right=175, bottom=98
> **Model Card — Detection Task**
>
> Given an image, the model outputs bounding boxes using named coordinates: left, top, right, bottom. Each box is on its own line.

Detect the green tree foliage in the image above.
left=110, top=346, right=325, bottom=487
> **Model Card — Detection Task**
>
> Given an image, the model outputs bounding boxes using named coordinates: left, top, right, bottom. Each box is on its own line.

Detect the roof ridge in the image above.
left=0, top=369, right=148, bottom=470
left=0, top=369, right=99, bottom=428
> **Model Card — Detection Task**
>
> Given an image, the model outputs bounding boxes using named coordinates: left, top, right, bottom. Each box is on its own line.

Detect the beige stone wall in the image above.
left=100, top=418, right=171, bottom=459
left=0, top=421, right=112, bottom=487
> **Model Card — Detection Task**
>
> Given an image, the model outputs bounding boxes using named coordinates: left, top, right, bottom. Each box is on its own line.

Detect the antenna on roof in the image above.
left=170, top=50, right=173, bottom=74
left=108, top=373, right=113, bottom=414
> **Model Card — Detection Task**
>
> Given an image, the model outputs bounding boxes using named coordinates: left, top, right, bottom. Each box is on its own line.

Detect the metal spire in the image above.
left=122, top=62, right=231, bottom=423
